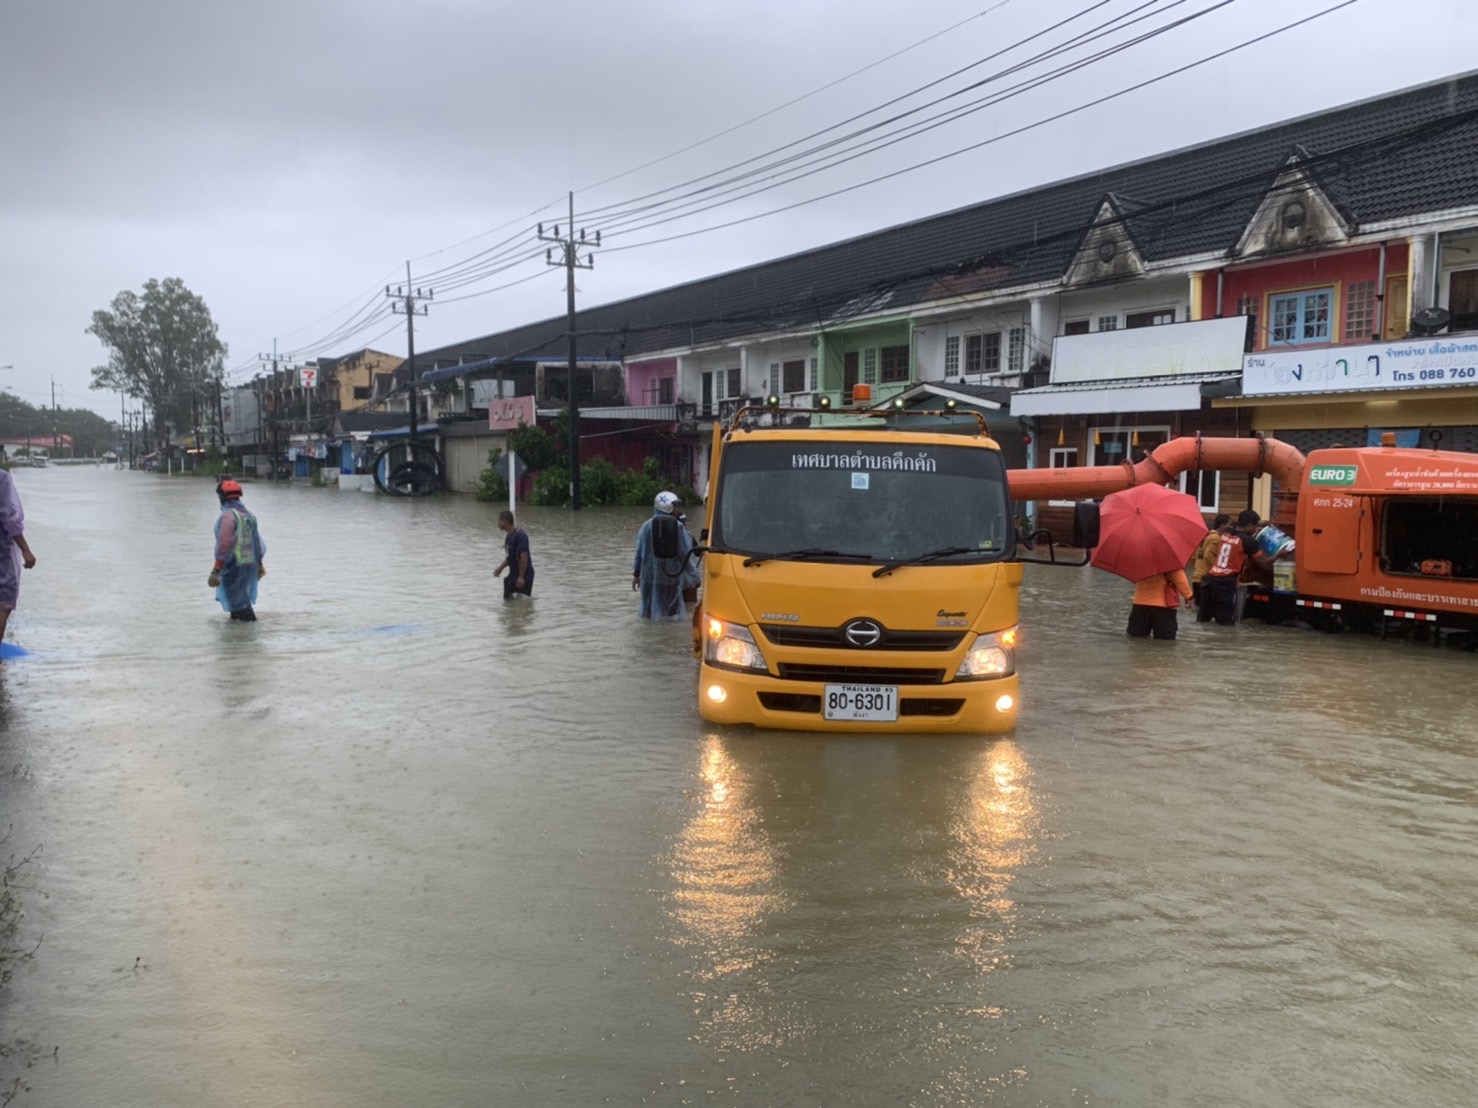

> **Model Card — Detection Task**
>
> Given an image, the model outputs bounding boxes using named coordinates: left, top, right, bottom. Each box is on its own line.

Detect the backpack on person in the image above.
left=651, top=513, right=682, bottom=560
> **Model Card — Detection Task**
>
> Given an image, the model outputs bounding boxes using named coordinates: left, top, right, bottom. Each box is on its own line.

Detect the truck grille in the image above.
left=775, top=664, right=947, bottom=685
left=759, top=624, right=965, bottom=651
left=757, top=693, right=965, bottom=716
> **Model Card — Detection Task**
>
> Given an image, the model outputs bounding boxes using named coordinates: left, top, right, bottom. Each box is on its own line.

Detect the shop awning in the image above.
left=579, top=404, right=681, bottom=422
left=1011, top=373, right=1240, bottom=417
left=364, top=422, right=441, bottom=441
left=418, top=357, right=506, bottom=384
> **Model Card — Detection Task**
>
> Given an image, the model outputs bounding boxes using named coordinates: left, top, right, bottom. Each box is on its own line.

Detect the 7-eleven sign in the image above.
left=299, top=366, right=317, bottom=389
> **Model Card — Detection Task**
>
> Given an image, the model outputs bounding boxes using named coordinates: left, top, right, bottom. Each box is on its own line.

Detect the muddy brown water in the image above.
left=2, top=465, right=1474, bottom=1106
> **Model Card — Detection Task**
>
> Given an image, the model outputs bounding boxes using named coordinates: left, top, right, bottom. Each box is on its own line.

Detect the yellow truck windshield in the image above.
left=711, top=439, right=1013, bottom=563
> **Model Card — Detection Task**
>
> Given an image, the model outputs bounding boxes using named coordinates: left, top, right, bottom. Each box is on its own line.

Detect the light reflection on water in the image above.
left=2, top=466, right=1475, bottom=1107
left=662, top=732, right=1042, bottom=1099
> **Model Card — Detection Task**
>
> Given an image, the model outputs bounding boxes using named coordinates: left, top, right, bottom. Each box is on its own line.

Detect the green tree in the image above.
left=0, top=393, right=116, bottom=457
left=509, top=418, right=564, bottom=472
left=87, top=278, right=227, bottom=452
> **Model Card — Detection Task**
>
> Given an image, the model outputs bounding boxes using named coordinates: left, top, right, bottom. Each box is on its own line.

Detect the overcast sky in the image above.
left=2, top=0, right=1474, bottom=418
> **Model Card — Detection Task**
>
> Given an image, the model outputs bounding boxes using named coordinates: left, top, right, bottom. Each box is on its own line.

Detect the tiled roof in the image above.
left=416, top=71, right=1478, bottom=369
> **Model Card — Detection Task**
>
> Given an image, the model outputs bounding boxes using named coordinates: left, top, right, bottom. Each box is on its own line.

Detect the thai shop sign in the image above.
left=1242, top=337, right=1478, bottom=397
left=488, top=395, right=536, bottom=432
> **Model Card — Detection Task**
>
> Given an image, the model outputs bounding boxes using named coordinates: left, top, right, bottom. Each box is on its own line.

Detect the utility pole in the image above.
left=213, top=372, right=225, bottom=453
left=254, top=377, right=264, bottom=476
left=270, top=358, right=312, bottom=476
left=538, top=192, right=598, bottom=510
left=258, top=341, right=301, bottom=484
left=302, top=361, right=314, bottom=432
left=387, top=263, right=432, bottom=447
left=258, top=338, right=280, bottom=478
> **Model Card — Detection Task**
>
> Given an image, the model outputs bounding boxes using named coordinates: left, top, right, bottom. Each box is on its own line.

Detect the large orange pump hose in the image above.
left=1006, top=433, right=1307, bottom=502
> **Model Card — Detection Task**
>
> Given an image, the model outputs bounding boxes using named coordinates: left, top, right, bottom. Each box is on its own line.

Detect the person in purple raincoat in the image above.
left=0, top=467, right=39, bottom=647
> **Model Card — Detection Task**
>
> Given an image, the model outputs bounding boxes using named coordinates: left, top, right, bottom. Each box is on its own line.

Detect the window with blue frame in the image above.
left=1270, top=288, right=1332, bottom=345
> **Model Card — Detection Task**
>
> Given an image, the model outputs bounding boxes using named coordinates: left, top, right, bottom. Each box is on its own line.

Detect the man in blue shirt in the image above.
left=495, top=510, right=533, bottom=600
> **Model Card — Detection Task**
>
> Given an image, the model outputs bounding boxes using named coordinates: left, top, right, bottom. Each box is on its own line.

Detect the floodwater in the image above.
left=2, top=465, right=1475, bottom=1108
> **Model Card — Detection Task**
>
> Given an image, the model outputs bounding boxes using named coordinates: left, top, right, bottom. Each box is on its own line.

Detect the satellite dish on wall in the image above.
left=1409, top=307, right=1451, bottom=336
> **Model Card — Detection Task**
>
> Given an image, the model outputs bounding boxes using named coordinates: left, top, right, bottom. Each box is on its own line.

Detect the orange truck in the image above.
left=1009, top=433, right=1478, bottom=638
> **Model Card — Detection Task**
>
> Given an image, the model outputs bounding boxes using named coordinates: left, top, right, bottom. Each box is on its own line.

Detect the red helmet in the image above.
left=217, top=479, right=244, bottom=499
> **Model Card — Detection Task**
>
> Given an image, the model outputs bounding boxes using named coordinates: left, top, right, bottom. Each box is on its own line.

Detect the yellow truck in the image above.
left=695, top=400, right=1025, bottom=733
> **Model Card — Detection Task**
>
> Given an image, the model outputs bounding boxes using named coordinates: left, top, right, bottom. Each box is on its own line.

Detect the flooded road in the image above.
left=3, top=465, right=1475, bottom=1107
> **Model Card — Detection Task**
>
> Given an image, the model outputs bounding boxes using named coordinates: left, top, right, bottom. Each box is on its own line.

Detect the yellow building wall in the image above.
left=333, top=351, right=403, bottom=411
left=1221, top=389, right=1478, bottom=433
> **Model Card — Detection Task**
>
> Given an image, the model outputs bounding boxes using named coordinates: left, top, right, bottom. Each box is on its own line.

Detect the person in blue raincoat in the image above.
left=208, top=479, right=266, bottom=621
left=632, top=490, right=699, bottom=621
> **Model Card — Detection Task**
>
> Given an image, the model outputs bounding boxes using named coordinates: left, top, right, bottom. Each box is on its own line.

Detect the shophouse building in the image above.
left=392, top=71, right=1477, bottom=512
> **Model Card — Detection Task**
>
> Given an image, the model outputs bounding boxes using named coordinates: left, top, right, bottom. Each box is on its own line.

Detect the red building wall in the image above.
left=1201, top=243, right=1410, bottom=349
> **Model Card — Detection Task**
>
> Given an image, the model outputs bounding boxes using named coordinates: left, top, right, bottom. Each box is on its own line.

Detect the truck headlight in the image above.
left=955, top=627, right=1017, bottom=680
left=704, top=617, right=768, bottom=672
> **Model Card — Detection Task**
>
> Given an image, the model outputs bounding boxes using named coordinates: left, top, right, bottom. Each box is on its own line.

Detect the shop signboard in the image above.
left=1242, top=337, right=1478, bottom=397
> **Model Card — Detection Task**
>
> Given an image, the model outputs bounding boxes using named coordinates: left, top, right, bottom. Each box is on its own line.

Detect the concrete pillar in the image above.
left=1028, top=295, right=1060, bottom=379
left=1409, top=233, right=1437, bottom=314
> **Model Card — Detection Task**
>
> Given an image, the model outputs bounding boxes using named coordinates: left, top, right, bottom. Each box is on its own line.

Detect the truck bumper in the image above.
left=697, top=665, right=1020, bottom=734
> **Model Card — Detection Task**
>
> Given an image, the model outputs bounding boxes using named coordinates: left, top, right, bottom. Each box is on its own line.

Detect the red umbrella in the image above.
left=1090, top=483, right=1209, bottom=582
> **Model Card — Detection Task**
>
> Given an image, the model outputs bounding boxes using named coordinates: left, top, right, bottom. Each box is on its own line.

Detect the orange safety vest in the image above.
left=1207, top=531, right=1248, bottom=578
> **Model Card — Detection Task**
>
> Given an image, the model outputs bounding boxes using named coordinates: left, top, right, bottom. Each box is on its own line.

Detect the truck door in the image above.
left=1302, top=496, right=1365, bottom=574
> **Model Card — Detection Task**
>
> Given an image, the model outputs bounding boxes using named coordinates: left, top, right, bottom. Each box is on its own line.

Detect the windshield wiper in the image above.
left=872, top=546, right=979, bottom=578
left=742, top=548, right=874, bottom=568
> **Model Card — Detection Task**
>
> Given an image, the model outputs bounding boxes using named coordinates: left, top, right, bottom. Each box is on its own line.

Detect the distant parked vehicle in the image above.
left=30, top=453, right=49, bottom=468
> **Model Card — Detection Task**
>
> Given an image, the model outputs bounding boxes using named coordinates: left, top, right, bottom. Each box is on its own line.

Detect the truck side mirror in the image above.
left=1073, top=502, right=1101, bottom=550
left=699, top=527, right=709, bottom=542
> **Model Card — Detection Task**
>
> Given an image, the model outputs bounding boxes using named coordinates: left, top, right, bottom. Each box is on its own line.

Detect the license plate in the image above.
left=823, top=684, right=898, bottom=722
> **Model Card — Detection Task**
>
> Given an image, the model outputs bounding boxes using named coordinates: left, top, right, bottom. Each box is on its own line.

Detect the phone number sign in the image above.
left=1242, top=338, right=1478, bottom=397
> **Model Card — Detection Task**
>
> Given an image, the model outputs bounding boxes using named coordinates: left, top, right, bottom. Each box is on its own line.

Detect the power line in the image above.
left=581, top=0, right=1137, bottom=224
left=431, top=266, right=563, bottom=306
left=296, top=0, right=1108, bottom=334
left=594, top=0, right=1225, bottom=239
left=254, top=238, right=545, bottom=367
left=387, top=0, right=1225, bottom=323
left=412, top=228, right=544, bottom=284
left=421, top=244, right=550, bottom=294
left=230, top=0, right=1357, bottom=374
left=407, top=196, right=567, bottom=266
left=599, top=0, right=1361, bottom=255
left=575, top=0, right=1020, bottom=196
left=225, top=1, right=1185, bottom=364
left=283, top=303, right=398, bottom=361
